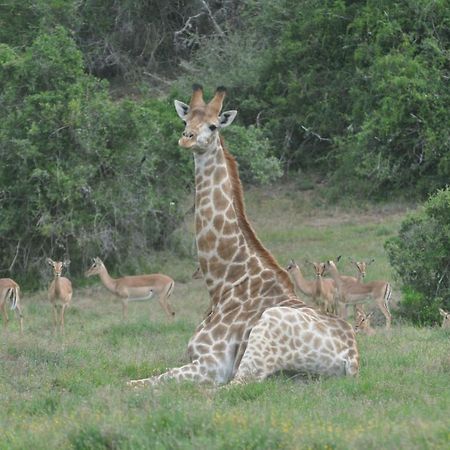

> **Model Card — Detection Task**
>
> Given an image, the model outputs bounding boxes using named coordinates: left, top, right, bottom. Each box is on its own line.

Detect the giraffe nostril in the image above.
left=183, top=131, right=195, bottom=139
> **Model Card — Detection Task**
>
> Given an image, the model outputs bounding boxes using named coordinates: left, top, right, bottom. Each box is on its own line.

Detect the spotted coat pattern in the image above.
left=128, top=86, right=359, bottom=386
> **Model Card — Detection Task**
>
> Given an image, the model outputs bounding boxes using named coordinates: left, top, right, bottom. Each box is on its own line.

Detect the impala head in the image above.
left=192, top=266, right=203, bottom=280
left=85, top=257, right=105, bottom=277
left=349, top=257, right=374, bottom=279
left=47, top=258, right=70, bottom=277
left=312, top=262, right=326, bottom=278
left=439, top=308, right=450, bottom=329
left=324, top=256, right=341, bottom=275
left=174, top=84, right=237, bottom=154
left=285, top=259, right=299, bottom=272
left=354, top=310, right=374, bottom=334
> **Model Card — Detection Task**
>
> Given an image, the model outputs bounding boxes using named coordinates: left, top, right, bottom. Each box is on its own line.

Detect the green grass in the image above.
left=1, top=185, right=448, bottom=449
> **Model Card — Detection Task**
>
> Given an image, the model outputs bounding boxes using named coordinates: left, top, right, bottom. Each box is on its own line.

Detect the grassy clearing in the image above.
left=1, top=185, right=448, bottom=449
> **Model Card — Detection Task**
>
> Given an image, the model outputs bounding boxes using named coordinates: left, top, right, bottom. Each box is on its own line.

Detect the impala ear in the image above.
left=368, top=258, right=375, bottom=265
left=218, top=110, right=237, bottom=128
left=366, top=312, right=374, bottom=319
left=46, top=258, right=54, bottom=266
left=336, top=255, right=342, bottom=262
left=439, top=308, right=447, bottom=317
left=174, top=100, right=189, bottom=120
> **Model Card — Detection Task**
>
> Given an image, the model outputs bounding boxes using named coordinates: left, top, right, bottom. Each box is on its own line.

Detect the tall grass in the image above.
left=1, top=185, right=448, bottom=449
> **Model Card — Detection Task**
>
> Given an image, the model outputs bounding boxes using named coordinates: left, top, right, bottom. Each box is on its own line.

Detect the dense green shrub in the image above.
left=385, top=187, right=450, bottom=325
left=0, top=27, right=192, bottom=286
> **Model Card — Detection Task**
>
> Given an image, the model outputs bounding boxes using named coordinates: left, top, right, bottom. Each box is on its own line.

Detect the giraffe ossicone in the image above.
left=128, top=85, right=359, bottom=387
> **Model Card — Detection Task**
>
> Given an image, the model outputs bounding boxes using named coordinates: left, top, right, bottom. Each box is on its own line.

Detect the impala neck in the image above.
left=292, top=267, right=313, bottom=296
left=98, top=266, right=118, bottom=293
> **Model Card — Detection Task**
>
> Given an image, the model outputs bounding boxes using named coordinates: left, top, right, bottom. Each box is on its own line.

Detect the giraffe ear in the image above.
left=219, top=110, right=237, bottom=128
left=174, top=100, right=189, bottom=120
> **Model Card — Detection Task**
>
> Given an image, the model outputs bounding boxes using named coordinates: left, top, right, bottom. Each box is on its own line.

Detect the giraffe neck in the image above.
left=194, top=136, right=293, bottom=302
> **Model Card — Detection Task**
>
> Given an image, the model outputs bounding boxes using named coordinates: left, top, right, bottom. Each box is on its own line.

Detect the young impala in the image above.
left=324, top=257, right=392, bottom=329
left=310, top=262, right=338, bottom=314
left=354, top=310, right=375, bottom=336
left=85, top=257, right=175, bottom=320
left=47, top=259, right=72, bottom=333
left=0, top=278, right=23, bottom=333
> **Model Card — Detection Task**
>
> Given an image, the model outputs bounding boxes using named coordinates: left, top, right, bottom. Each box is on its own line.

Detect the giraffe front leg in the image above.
left=127, top=357, right=224, bottom=387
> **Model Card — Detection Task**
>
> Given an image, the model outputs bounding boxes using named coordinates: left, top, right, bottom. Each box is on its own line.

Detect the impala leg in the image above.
left=1, top=303, right=8, bottom=330
left=122, top=299, right=128, bottom=321
left=52, top=305, right=59, bottom=332
left=15, top=304, right=24, bottom=335
left=377, top=298, right=391, bottom=329
left=160, top=283, right=175, bottom=319
left=60, top=304, right=67, bottom=334
left=158, top=297, right=173, bottom=319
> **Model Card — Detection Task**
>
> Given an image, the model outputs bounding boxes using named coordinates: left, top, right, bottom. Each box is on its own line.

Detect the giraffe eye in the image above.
left=209, top=124, right=217, bottom=131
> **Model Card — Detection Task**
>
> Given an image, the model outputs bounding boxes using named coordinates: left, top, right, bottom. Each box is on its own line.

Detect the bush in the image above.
left=0, top=27, right=192, bottom=287
left=385, top=187, right=450, bottom=325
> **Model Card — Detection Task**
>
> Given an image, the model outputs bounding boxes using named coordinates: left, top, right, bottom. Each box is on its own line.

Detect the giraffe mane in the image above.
left=220, top=136, right=295, bottom=294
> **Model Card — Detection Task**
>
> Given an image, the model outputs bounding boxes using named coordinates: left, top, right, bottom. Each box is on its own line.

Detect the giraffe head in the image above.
left=174, top=85, right=237, bottom=154
left=439, top=308, right=450, bottom=329
left=349, top=257, right=374, bottom=279
left=85, top=257, right=105, bottom=277
left=47, top=258, right=70, bottom=277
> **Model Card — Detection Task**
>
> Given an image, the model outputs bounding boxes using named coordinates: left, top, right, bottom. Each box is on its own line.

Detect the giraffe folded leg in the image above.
left=232, top=307, right=359, bottom=384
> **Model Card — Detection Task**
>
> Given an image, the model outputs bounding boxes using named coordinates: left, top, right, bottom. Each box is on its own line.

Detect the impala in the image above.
left=354, top=310, right=375, bottom=335
left=85, top=257, right=175, bottom=320
left=340, top=257, right=375, bottom=319
left=47, top=259, right=72, bottom=333
left=310, top=262, right=338, bottom=314
left=439, top=308, right=450, bottom=329
left=0, top=278, right=23, bottom=333
left=324, top=257, right=392, bottom=329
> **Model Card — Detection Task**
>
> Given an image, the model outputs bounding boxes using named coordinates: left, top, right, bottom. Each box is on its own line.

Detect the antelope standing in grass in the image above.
left=340, top=257, right=375, bottom=319
left=85, top=257, right=175, bottom=320
left=47, top=259, right=72, bottom=333
left=310, top=262, right=338, bottom=314
left=0, top=278, right=23, bottom=333
left=324, top=257, right=392, bottom=329
left=439, top=309, right=450, bottom=329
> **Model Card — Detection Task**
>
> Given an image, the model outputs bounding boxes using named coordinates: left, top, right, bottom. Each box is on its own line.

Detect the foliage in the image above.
left=0, top=27, right=192, bottom=286
left=385, top=187, right=450, bottom=325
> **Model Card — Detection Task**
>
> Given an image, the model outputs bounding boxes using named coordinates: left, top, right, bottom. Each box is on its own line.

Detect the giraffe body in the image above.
left=128, top=86, right=359, bottom=387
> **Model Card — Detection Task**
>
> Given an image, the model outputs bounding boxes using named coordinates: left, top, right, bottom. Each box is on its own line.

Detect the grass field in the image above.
left=1, top=184, right=449, bottom=449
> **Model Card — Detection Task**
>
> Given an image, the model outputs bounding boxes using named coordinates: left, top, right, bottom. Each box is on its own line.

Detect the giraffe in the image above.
left=128, top=85, right=359, bottom=386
